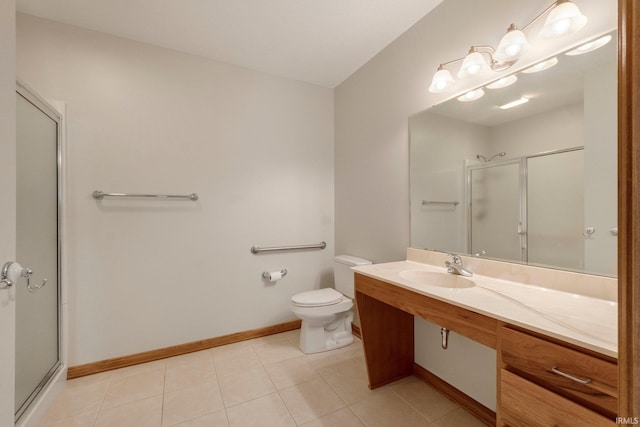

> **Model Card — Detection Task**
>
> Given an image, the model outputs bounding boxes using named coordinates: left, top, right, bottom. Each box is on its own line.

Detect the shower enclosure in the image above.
left=14, top=82, right=62, bottom=421
left=467, top=148, right=585, bottom=270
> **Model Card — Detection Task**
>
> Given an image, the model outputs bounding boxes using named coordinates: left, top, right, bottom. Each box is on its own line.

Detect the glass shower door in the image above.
left=469, top=162, right=522, bottom=262
left=15, top=88, right=61, bottom=419
left=527, top=149, right=585, bottom=270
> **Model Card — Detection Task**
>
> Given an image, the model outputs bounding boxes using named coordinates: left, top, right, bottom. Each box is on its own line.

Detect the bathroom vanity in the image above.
left=353, top=249, right=617, bottom=426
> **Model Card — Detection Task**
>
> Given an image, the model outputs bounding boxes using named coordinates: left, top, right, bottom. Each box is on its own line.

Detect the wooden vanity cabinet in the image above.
left=498, top=326, right=617, bottom=426
left=355, top=272, right=618, bottom=427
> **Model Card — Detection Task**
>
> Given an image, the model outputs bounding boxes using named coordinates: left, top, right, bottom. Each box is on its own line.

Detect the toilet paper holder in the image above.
left=262, top=269, right=288, bottom=280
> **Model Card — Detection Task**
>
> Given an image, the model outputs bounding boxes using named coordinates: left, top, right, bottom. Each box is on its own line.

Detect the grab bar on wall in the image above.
left=92, top=190, right=199, bottom=201
left=251, top=241, right=326, bottom=254
left=422, top=200, right=459, bottom=206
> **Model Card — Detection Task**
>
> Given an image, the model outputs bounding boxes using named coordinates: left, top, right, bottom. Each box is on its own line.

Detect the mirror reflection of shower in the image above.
left=476, top=152, right=506, bottom=163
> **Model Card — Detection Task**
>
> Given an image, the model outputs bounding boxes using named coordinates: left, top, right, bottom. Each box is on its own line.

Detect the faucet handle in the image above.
left=448, top=254, right=462, bottom=264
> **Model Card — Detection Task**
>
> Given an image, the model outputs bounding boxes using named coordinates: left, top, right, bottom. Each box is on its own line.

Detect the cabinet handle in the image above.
left=550, top=366, right=592, bottom=384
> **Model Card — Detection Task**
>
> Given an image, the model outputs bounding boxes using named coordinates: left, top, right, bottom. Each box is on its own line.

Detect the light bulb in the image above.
left=495, top=25, right=529, bottom=61
left=428, top=68, right=456, bottom=93
left=539, top=1, right=587, bottom=39
left=458, top=51, right=490, bottom=79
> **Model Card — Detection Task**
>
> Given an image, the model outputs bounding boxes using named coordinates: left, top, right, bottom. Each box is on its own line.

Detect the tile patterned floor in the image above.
left=38, top=330, right=488, bottom=426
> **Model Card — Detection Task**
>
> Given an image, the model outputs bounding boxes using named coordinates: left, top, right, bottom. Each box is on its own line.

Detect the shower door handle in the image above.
left=1, top=261, right=47, bottom=292
left=22, top=267, right=48, bottom=292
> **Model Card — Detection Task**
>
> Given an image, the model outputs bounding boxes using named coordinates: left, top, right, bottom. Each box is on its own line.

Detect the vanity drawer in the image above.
left=500, top=327, right=617, bottom=417
left=500, top=370, right=615, bottom=426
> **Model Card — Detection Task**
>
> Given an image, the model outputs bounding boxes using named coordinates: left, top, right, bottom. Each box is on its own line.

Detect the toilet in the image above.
left=290, top=255, right=372, bottom=354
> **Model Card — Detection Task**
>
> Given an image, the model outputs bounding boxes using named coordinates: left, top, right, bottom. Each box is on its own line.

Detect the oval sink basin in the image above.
left=399, top=270, right=475, bottom=289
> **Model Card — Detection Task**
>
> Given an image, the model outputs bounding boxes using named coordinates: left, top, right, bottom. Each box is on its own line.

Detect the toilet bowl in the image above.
left=290, top=255, right=372, bottom=354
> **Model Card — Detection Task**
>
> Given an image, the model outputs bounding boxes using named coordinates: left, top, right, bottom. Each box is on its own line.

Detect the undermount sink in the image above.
left=398, top=270, right=475, bottom=289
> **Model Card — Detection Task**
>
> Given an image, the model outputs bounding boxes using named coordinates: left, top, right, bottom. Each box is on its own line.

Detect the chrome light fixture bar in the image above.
left=428, top=0, right=588, bottom=94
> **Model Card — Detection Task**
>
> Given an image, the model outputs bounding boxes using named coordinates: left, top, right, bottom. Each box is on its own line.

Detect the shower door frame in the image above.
left=465, top=157, right=527, bottom=263
left=15, top=80, right=63, bottom=422
left=465, top=146, right=584, bottom=265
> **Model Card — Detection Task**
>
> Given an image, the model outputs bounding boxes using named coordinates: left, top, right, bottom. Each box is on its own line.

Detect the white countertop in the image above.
left=352, top=260, right=617, bottom=358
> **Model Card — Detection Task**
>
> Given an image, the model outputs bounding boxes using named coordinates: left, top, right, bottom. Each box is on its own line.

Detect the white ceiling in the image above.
left=16, top=0, right=443, bottom=88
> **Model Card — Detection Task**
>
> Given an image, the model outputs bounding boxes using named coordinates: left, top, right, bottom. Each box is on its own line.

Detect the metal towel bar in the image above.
left=92, top=190, right=198, bottom=201
left=422, top=200, right=459, bottom=206
left=251, top=242, right=326, bottom=254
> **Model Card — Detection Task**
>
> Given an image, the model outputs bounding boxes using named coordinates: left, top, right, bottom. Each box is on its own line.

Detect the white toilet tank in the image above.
left=334, top=255, right=372, bottom=298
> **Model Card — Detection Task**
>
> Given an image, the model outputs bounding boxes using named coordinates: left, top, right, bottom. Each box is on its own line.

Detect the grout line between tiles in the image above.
left=160, top=363, right=167, bottom=427
left=90, top=371, right=114, bottom=427
left=387, top=381, right=439, bottom=426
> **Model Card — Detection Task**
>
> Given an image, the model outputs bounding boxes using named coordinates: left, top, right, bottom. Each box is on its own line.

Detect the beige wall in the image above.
left=335, top=0, right=616, bottom=410
left=17, top=14, right=334, bottom=366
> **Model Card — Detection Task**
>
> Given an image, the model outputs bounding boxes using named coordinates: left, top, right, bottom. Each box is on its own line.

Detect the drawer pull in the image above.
left=550, top=367, right=592, bottom=385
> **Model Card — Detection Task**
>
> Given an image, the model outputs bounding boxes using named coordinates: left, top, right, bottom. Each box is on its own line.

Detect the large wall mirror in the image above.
left=409, top=28, right=617, bottom=277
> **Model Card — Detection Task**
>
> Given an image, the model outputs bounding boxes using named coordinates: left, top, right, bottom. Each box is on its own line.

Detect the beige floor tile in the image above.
left=165, top=357, right=216, bottom=393
left=300, top=407, right=364, bottom=427
left=305, top=346, right=359, bottom=372
left=253, top=339, right=306, bottom=365
left=64, top=370, right=112, bottom=389
left=213, top=348, right=263, bottom=379
left=315, top=355, right=366, bottom=379
left=390, top=377, right=460, bottom=422
left=349, top=389, right=432, bottom=427
left=322, top=365, right=382, bottom=405
left=253, top=330, right=300, bottom=345
left=264, top=355, right=319, bottom=390
left=56, top=375, right=111, bottom=401
left=94, top=395, right=162, bottom=427
left=101, top=369, right=165, bottom=409
left=38, top=382, right=107, bottom=425
left=279, top=378, right=346, bottom=424
left=165, top=350, right=212, bottom=370
left=209, top=340, right=255, bottom=360
left=109, top=359, right=165, bottom=381
left=38, top=331, right=485, bottom=427
left=226, top=393, right=296, bottom=427
left=170, top=409, right=229, bottom=427
left=38, top=410, right=97, bottom=427
left=218, top=366, right=276, bottom=407
left=163, top=381, right=224, bottom=427
left=433, top=408, right=488, bottom=427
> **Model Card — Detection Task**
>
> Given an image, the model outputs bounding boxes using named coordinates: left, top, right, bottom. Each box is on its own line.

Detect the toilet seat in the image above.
left=291, top=288, right=343, bottom=307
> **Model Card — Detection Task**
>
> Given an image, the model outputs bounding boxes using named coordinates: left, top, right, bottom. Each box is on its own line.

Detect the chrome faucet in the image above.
left=445, top=254, right=473, bottom=277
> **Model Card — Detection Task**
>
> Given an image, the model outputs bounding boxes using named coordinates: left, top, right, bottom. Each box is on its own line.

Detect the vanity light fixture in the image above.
left=521, top=56, right=559, bottom=73
left=565, top=34, right=612, bottom=56
left=486, top=75, right=518, bottom=90
left=539, top=0, right=587, bottom=39
left=494, top=24, right=529, bottom=61
left=458, top=48, right=491, bottom=79
left=457, top=88, right=485, bottom=102
left=428, top=65, right=456, bottom=93
left=499, top=97, right=530, bottom=110
left=427, top=0, right=587, bottom=94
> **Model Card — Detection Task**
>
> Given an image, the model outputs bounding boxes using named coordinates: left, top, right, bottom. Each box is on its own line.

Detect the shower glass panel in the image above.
left=469, top=162, right=522, bottom=262
left=15, top=91, right=60, bottom=419
left=527, top=149, right=585, bottom=270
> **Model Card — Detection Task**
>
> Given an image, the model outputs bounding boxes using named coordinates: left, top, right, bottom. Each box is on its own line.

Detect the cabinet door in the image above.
left=500, top=327, right=617, bottom=416
left=500, top=370, right=614, bottom=426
